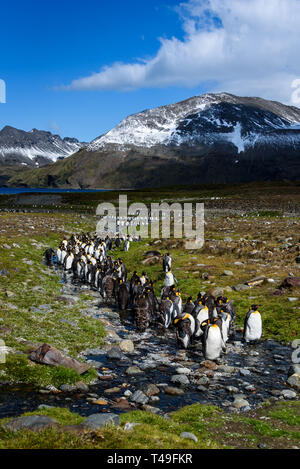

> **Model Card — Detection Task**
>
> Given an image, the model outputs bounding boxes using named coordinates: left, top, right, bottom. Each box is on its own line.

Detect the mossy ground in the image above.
left=0, top=185, right=299, bottom=449
left=0, top=401, right=299, bottom=449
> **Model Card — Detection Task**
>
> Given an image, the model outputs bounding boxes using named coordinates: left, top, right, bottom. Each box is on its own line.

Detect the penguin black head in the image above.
left=250, top=304, right=260, bottom=311
left=187, top=296, right=193, bottom=303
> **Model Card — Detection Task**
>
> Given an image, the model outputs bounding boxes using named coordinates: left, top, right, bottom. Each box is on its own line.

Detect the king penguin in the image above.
left=243, top=304, right=262, bottom=343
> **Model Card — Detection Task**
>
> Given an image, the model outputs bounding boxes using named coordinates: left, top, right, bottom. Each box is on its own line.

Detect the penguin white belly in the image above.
left=245, top=313, right=262, bottom=341
left=56, top=248, right=62, bottom=263
left=187, top=315, right=195, bottom=335
left=65, top=255, right=73, bottom=270
left=61, top=250, right=67, bottom=263
left=196, top=309, right=209, bottom=336
left=205, top=326, right=222, bottom=360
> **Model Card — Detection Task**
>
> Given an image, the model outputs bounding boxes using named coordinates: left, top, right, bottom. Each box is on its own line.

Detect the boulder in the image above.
left=29, top=343, right=90, bottom=374
left=4, top=415, right=59, bottom=432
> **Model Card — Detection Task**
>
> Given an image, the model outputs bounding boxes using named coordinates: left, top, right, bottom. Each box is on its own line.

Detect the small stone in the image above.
left=240, top=369, right=251, bottom=376
left=226, top=386, right=239, bottom=393
left=5, top=291, right=14, bottom=298
left=287, top=374, right=300, bottom=390
left=233, top=398, right=250, bottom=409
left=106, top=347, right=125, bottom=360
left=164, top=386, right=184, bottom=396
left=92, top=399, right=108, bottom=406
left=223, top=270, right=233, bottom=276
left=197, top=376, right=210, bottom=386
left=130, top=390, right=149, bottom=405
left=218, top=365, right=236, bottom=373
left=59, top=384, right=77, bottom=393
left=142, top=383, right=160, bottom=397
left=281, top=390, right=297, bottom=399
left=170, top=374, right=190, bottom=386
left=126, top=366, right=143, bottom=375
left=291, top=339, right=300, bottom=349
left=119, top=340, right=134, bottom=353
left=75, top=381, right=89, bottom=393
left=104, top=387, right=121, bottom=394
left=176, top=367, right=191, bottom=375
left=233, top=284, right=250, bottom=292
left=180, top=432, right=198, bottom=443
left=201, top=360, right=218, bottom=370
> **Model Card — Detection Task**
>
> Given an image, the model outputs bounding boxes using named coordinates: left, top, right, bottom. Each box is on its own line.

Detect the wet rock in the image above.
left=104, top=387, right=121, bottom=394
left=4, top=415, right=59, bottom=432
left=119, top=340, right=134, bottom=353
left=59, top=384, right=77, bottom=393
left=142, top=383, right=160, bottom=397
left=92, top=399, right=108, bottom=406
left=218, top=365, right=236, bottom=373
left=124, top=390, right=132, bottom=398
left=291, top=339, right=300, bottom=349
left=111, top=399, right=132, bottom=410
left=181, top=432, right=198, bottom=443
left=106, top=347, right=126, bottom=360
left=281, top=390, right=297, bottom=399
left=130, top=390, right=149, bottom=405
left=126, top=366, right=143, bottom=375
left=176, top=367, right=191, bottom=375
left=197, top=376, right=210, bottom=386
left=201, top=360, right=218, bottom=371
left=233, top=398, right=250, bottom=409
left=164, top=386, right=185, bottom=396
left=287, top=374, right=300, bottom=390
left=171, top=374, right=190, bottom=386
left=82, top=413, right=119, bottom=430
left=240, top=369, right=251, bottom=377
left=29, top=344, right=90, bottom=374
left=226, top=386, right=239, bottom=393
left=141, top=404, right=161, bottom=414
left=197, top=385, right=207, bottom=392
left=75, top=381, right=89, bottom=393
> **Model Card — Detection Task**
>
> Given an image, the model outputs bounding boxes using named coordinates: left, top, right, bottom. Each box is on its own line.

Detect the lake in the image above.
left=0, top=187, right=108, bottom=195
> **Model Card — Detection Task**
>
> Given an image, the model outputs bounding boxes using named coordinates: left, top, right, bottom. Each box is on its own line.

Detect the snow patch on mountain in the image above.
left=88, top=92, right=300, bottom=152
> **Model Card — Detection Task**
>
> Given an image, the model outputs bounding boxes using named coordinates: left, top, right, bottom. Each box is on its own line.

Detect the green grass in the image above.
left=0, top=401, right=299, bottom=449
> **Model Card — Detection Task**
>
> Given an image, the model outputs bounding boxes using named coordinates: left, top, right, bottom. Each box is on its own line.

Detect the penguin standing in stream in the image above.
left=243, top=305, right=262, bottom=343
left=201, top=317, right=226, bottom=360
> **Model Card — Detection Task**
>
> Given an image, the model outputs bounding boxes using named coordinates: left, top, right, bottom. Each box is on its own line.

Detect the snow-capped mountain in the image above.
left=88, top=93, right=300, bottom=154
left=7, top=93, right=300, bottom=189
left=0, top=126, right=86, bottom=167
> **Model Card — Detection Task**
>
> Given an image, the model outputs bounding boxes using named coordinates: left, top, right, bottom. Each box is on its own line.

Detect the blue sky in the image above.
left=1, top=0, right=300, bottom=141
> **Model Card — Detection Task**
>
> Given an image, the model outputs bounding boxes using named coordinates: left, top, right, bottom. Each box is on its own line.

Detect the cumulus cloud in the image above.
left=64, top=0, right=300, bottom=104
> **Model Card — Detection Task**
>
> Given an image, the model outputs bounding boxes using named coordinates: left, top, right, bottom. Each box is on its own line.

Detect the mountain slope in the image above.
left=0, top=126, right=86, bottom=168
left=8, top=93, right=300, bottom=189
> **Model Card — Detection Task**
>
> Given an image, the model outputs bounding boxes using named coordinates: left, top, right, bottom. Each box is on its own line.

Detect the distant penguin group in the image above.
left=47, top=233, right=263, bottom=362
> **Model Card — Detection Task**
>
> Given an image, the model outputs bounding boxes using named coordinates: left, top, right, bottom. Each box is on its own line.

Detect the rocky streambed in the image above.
left=0, top=268, right=298, bottom=420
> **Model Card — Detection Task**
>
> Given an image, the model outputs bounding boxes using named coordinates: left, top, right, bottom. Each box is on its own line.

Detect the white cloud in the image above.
left=64, top=0, right=300, bottom=104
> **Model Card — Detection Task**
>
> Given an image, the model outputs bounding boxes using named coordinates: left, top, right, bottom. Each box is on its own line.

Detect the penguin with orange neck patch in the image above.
left=243, top=304, right=262, bottom=343
left=201, top=317, right=226, bottom=360
left=174, top=312, right=196, bottom=349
